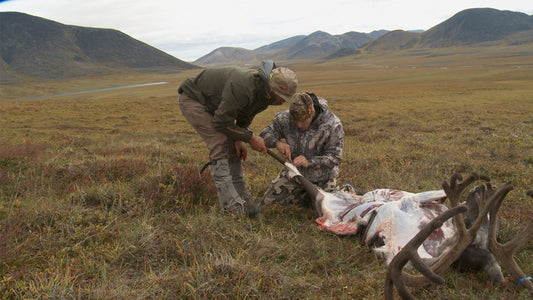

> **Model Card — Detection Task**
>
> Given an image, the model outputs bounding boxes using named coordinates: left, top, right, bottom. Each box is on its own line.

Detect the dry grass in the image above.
left=1, top=51, right=533, bottom=299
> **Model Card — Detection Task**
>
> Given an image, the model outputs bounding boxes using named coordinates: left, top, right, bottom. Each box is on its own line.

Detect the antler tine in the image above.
left=489, top=185, right=533, bottom=293
left=431, top=175, right=501, bottom=273
left=465, top=183, right=501, bottom=237
left=442, top=173, right=483, bottom=207
left=443, top=173, right=489, bottom=233
left=441, top=173, right=463, bottom=207
left=440, top=173, right=472, bottom=245
left=486, top=181, right=512, bottom=218
left=385, top=205, right=468, bottom=300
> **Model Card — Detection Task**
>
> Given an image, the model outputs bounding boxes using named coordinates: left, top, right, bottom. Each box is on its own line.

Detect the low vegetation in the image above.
left=1, top=54, right=532, bottom=299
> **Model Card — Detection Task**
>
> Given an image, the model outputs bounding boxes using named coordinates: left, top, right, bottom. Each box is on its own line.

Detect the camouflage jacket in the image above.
left=260, top=94, right=344, bottom=182
left=178, top=61, right=277, bottom=142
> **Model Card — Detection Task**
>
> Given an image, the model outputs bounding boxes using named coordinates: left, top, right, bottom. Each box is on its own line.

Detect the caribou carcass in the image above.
left=384, top=173, right=533, bottom=299
left=315, top=185, right=505, bottom=283
left=316, top=188, right=454, bottom=263
left=266, top=150, right=533, bottom=298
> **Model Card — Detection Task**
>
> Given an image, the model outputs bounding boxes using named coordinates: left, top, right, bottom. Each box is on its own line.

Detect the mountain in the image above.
left=194, top=47, right=267, bottom=66
left=195, top=30, right=387, bottom=66
left=363, top=8, right=533, bottom=51
left=282, top=30, right=375, bottom=59
left=361, top=30, right=420, bottom=51
left=196, top=8, right=533, bottom=66
left=255, top=35, right=306, bottom=52
left=0, top=12, right=198, bottom=82
left=420, top=8, right=533, bottom=48
left=194, top=35, right=309, bottom=66
left=325, top=48, right=362, bottom=60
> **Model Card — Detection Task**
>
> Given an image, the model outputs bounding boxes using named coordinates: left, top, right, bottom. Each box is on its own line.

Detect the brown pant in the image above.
left=178, top=92, right=239, bottom=162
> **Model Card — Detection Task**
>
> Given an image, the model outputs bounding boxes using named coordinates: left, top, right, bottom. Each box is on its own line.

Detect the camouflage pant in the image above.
left=261, top=171, right=337, bottom=206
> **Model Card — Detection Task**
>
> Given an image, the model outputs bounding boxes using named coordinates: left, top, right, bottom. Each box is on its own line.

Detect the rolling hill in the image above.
left=193, top=47, right=269, bottom=66
left=362, top=8, right=533, bottom=52
left=197, top=8, right=533, bottom=66
left=194, top=30, right=388, bottom=66
left=0, top=12, right=198, bottom=82
left=420, top=8, right=533, bottom=47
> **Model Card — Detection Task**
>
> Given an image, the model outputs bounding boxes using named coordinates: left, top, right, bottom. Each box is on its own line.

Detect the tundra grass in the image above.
left=1, top=57, right=532, bottom=299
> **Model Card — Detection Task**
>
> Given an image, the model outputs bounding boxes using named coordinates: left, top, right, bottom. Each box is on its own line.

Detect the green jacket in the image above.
left=179, top=61, right=277, bottom=142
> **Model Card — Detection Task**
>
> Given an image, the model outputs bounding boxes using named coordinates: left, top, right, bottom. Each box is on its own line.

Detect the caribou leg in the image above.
left=266, top=149, right=324, bottom=216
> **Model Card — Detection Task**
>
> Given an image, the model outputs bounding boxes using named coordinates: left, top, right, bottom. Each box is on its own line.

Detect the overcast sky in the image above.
left=1, top=0, right=532, bottom=62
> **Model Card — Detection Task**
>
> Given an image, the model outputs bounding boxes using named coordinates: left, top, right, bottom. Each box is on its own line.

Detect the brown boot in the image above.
left=226, top=201, right=260, bottom=218
left=244, top=200, right=261, bottom=218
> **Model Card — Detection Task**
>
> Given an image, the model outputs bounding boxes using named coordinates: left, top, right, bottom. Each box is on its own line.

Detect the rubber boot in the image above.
left=229, top=161, right=256, bottom=202
left=229, top=161, right=261, bottom=217
left=210, top=159, right=259, bottom=217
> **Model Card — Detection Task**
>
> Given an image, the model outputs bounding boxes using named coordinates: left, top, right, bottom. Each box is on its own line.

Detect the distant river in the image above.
left=20, top=81, right=168, bottom=100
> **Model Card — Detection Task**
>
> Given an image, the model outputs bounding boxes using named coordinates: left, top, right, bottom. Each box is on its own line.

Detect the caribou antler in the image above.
left=386, top=173, right=533, bottom=299
left=488, top=188, right=533, bottom=293
left=385, top=173, right=494, bottom=298
left=403, top=173, right=495, bottom=286
left=384, top=205, right=468, bottom=300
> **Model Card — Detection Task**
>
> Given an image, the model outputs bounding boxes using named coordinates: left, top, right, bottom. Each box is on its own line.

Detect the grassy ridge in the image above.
left=1, top=58, right=532, bottom=298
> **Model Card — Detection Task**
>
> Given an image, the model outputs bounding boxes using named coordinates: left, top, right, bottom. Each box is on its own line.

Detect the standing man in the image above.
left=260, top=92, right=344, bottom=207
left=178, top=60, right=298, bottom=217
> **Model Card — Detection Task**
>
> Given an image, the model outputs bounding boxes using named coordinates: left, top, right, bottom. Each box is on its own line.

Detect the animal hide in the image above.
left=316, top=189, right=456, bottom=264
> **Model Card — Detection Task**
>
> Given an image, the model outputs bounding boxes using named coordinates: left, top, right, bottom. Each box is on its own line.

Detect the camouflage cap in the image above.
left=269, top=67, right=298, bottom=102
left=289, top=92, right=315, bottom=122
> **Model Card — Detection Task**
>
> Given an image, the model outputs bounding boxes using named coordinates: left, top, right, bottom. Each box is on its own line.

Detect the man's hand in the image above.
left=292, top=155, right=309, bottom=168
left=275, top=141, right=292, bottom=161
left=235, top=140, right=248, bottom=161
left=249, top=135, right=267, bottom=154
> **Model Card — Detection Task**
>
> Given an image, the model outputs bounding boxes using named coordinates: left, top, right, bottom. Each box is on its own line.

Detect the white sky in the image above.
left=1, top=0, right=532, bottom=61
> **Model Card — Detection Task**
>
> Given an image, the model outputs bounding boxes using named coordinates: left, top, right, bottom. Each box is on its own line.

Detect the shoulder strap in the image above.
left=307, top=92, right=322, bottom=114
left=307, top=92, right=319, bottom=104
